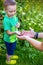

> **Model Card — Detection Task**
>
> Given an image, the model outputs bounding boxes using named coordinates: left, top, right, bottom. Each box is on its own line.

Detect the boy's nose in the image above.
left=12, top=12, right=15, bottom=15
left=12, top=13, right=14, bottom=16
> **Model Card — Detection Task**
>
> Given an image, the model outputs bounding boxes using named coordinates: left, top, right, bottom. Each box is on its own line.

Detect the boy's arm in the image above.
left=15, top=22, right=20, bottom=28
left=6, top=30, right=16, bottom=35
left=6, top=30, right=21, bottom=35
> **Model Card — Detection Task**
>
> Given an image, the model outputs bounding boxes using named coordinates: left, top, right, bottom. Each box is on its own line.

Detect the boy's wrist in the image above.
left=14, top=31, right=21, bottom=35
left=14, top=31, right=17, bottom=34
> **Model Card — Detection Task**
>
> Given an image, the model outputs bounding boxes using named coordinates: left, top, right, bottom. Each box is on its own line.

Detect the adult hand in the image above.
left=29, top=28, right=35, bottom=38
left=17, top=30, right=35, bottom=40
left=17, top=35, right=26, bottom=40
left=21, top=29, right=35, bottom=38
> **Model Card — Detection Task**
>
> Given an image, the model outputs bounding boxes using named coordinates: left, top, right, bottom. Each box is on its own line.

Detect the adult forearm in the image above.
left=34, top=32, right=43, bottom=39
left=25, top=37, right=43, bottom=51
left=38, top=32, right=43, bottom=38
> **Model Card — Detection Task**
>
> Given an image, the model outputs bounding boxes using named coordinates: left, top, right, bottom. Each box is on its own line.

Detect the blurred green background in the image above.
left=0, top=0, right=43, bottom=65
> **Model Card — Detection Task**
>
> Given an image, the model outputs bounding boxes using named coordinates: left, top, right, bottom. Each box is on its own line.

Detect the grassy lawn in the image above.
left=0, top=45, right=43, bottom=65
left=0, top=49, right=30, bottom=65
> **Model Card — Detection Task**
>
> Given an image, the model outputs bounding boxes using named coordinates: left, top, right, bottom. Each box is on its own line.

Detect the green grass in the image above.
left=0, top=49, right=30, bottom=65
left=0, top=45, right=43, bottom=65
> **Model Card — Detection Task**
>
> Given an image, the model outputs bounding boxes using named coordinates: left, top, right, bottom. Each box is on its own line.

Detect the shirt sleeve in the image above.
left=16, top=17, right=18, bottom=23
left=3, top=19, right=10, bottom=30
left=14, top=16, right=19, bottom=26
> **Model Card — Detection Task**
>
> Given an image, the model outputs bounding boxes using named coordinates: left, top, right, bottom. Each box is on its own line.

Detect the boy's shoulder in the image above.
left=3, top=15, right=9, bottom=22
left=4, top=15, right=8, bottom=20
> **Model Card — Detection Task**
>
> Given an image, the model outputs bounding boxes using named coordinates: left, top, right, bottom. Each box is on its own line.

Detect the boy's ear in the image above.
left=4, top=8, right=5, bottom=11
left=4, top=7, right=8, bottom=11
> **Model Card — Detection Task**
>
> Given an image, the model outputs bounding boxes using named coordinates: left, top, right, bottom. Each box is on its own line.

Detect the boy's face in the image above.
left=6, top=5, right=16, bottom=17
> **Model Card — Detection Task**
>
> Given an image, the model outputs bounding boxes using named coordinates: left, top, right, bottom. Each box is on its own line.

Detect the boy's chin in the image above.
left=8, top=14, right=13, bottom=17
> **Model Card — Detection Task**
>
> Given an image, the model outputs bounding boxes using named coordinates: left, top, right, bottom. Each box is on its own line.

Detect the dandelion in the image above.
left=29, top=23, right=31, bottom=25
left=42, top=15, right=43, bottom=17
left=39, top=13, right=42, bottom=16
left=38, top=24, right=41, bottom=26
left=40, top=26, right=43, bottom=29
left=34, top=11, right=36, bottom=13
left=31, top=18, right=33, bottom=21
left=22, top=12, right=26, bottom=15
left=27, top=18, right=30, bottom=21
left=29, top=11, right=32, bottom=14
left=34, top=23, right=36, bottom=25
left=19, top=7, right=23, bottom=12
left=31, top=21, right=34, bottom=23
left=39, top=19, right=41, bottom=21
left=35, top=16, right=39, bottom=19
left=41, top=22, right=43, bottom=24
left=24, top=19, right=26, bottom=21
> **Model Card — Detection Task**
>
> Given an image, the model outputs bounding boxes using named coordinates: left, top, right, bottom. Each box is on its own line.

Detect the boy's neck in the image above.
left=6, top=14, right=14, bottom=18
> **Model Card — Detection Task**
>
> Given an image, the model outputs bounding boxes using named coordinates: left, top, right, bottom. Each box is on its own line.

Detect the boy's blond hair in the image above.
left=4, top=0, right=16, bottom=8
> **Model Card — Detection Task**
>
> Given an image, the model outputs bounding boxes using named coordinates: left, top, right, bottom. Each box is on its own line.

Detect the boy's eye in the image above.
left=9, top=11, right=12, bottom=13
left=14, top=10, right=16, bottom=12
left=9, top=10, right=16, bottom=13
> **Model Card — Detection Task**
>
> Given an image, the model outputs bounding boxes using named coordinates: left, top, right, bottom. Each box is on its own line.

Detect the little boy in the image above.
left=3, top=0, right=21, bottom=64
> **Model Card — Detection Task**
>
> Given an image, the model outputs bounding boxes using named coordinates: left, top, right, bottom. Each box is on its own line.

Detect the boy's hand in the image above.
left=15, top=31, right=22, bottom=35
left=16, top=22, right=20, bottom=28
left=17, top=35, right=27, bottom=40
